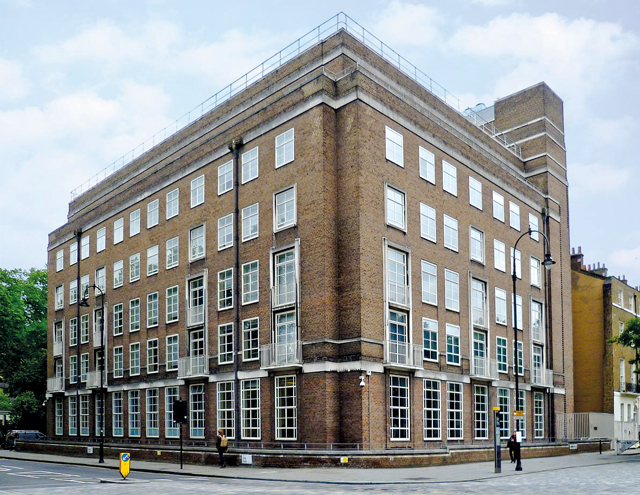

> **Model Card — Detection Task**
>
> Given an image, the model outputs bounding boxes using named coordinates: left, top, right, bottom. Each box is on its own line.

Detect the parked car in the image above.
left=5, top=430, right=46, bottom=449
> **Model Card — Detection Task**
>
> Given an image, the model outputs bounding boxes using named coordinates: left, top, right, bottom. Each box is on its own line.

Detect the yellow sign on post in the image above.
left=513, top=410, right=524, bottom=417
left=119, top=452, right=131, bottom=479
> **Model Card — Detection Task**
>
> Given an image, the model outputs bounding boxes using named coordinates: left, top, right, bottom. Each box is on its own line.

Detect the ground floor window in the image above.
left=241, top=379, right=261, bottom=440
left=534, top=392, right=544, bottom=438
left=447, top=382, right=463, bottom=440
left=275, top=375, right=297, bottom=440
left=80, top=395, right=89, bottom=436
left=390, top=375, right=410, bottom=440
left=518, top=391, right=527, bottom=439
left=498, top=388, right=510, bottom=439
left=129, top=390, right=140, bottom=437
left=146, top=389, right=159, bottom=437
left=95, top=394, right=103, bottom=437
left=165, top=387, right=179, bottom=438
left=423, top=379, right=441, bottom=440
left=217, top=381, right=235, bottom=438
left=113, top=392, right=123, bottom=436
left=190, top=384, right=205, bottom=438
left=474, top=385, right=488, bottom=440
left=68, top=396, right=77, bottom=435
left=55, top=398, right=63, bottom=435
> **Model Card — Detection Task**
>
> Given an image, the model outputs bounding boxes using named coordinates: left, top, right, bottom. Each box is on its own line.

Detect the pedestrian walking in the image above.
left=507, top=432, right=516, bottom=463
left=216, top=429, right=228, bottom=467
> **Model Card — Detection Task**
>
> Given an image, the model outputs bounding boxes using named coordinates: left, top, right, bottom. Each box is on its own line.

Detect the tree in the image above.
left=608, top=318, right=640, bottom=380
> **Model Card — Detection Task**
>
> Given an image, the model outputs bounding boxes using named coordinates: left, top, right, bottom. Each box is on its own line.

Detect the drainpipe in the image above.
left=74, top=228, right=82, bottom=439
left=229, top=137, right=244, bottom=443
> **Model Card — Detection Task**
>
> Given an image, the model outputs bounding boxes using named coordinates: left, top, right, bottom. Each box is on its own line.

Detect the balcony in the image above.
left=621, top=382, right=640, bottom=394
left=531, top=367, right=554, bottom=387
left=383, top=340, right=423, bottom=370
left=261, top=342, right=302, bottom=369
left=86, top=370, right=106, bottom=389
left=93, top=330, right=105, bottom=348
left=471, top=357, right=499, bottom=380
left=187, top=306, right=205, bottom=327
left=47, top=377, right=64, bottom=393
left=178, top=355, right=209, bottom=378
left=53, top=340, right=63, bottom=356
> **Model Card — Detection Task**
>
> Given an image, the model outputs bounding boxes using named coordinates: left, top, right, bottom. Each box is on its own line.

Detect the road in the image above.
left=0, top=456, right=637, bottom=494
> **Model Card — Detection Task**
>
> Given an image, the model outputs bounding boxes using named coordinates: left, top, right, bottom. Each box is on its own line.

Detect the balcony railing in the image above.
left=178, top=355, right=209, bottom=378
left=93, top=330, right=105, bottom=348
left=53, top=340, right=63, bottom=356
left=47, top=377, right=64, bottom=393
left=261, top=342, right=302, bottom=368
left=271, top=284, right=297, bottom=308
left=383, top=340, right=423, bottom=369
left=622, top=382, right=640, bottom=394
left=531, top=368, right=554, bottom=387
left=471, top=357, right=499, bottom=380
left=187, top=306, right=205, bottom=327
left=86, top=370, right=106, bottom=389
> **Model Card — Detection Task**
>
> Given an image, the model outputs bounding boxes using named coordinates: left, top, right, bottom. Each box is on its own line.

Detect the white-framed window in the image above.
left=494, top=240, right=506, bottom=272
left=242, top=317, right=259, bottom=362
left=388, top=310, right=408, bottom=365
left=446, top=324, right=460, bottom=365
left=471, top=279, right=487, bottom=327
left=617, top=290, right=623, bottom=306
left=112, top=392, right=123, bottom=436
left=147, top=338, right=159, bottom=373
left=146, top=389, right=159, bottom=437
left=423, top=379, right=441, bottom=440
left=147, top=199, right=159, bottom=228
left=493, top=192, right=504, bottom=222
left=419, top=146, right=435, bottom=183
left=218, top=268, right=233, bottom=310
left=55, top=397, right=63, bottom=435
left=242, top=260, right=259, bottom=305
left=114, top=217, right=124, bottom=244
left=218, top=160, right=233, bottom=195
left=512, top=294, right=523, bottom=330
left=147, top=292, right=158, bottom=327
left=421, top=260, right=437, bottom=305
left=469, top=176, right=482, bottom=210
left=70, top=280, right=77, bottom=305
left=129, top=253, right=140, bottom=282
left=128, top=390, right=140, bottom=437
left=218, top=213, right=233, bottom=250
left=389, top=375, right=410, bottom=440
left=68, top=397, right=78, bottom=435
left=69, top=317, right=78, bottom=346
left=533, top=344, right=544, bottom=384
left=80, top=353, right=89, bottom=383
left=129, top=298, right=140, bottom=332
left=70, top=242, right=78, bottom=265
left=54, top=320, right=63, bottom=347
left=474, top=384, right=488, bottom=440
left=191, top=175, right=205, bottom=207
left=188, top=278, right=205, bottom=327
left=385, top=126, right=404, bottom=167
left=275, top=128, right=294, bottom=168
left=217, top=381, right=235, bottom=438
left=495, top=288, right=507, bottom=326
left=496, top=336, right=508, bottom=373
left=70, top=355, right=78, bottom=384
left=444, top=269, right=459, bottom=312
left=242, top=147, right=259, bottom=184
left=95, top=266, right=105, bottom=294
left=443, top=215, right=458, bottom=251
left=518, top=390, right=527, bottom=438
left=166, top=286, right=179, bottom=323
left=166, top=189, right=179, bottom=219
left=189, top=225, right=205, bottom=261
left=242, top=203, right=259, bottom=241
left=274, top=186, right=296, bottom=231
left=531, top=300, right=543, bottom=342
left=113, top=303, right=123, bottom=336
left=514, top=340, right=524, bottom=375
left=218, top=323, right=234, bottom=364
left=130, top=209, right=140, bottom=237
left=190, top=383, right=205, bottom=438
left=509, top=201, right=520, bottom=230
left=165, top=386, right=179, bottom=438
left=147, top=245, right=159, bottom=276
left=166, top=335, right=179, bottom=371
left=113, top=260, right=123, bottom=288
left=529, top=213, right=539, bottom=241
left=80, top=314, right=89, bottom=343
left=530, top=257, right=541, bottom=287
left=241, top=379, right=261, bottom=439
left=55, top=285, right=64, bottom=310
left=56, top=249, right=64, bottom=272
left=129, top=342, right=140, bottom=376
left=510, top=247, right=522, bottom=279
left=423, top=318, right=438, bottom=361
left=446, top=382, right=463, bottom=440
left=274, top=248, right=297, bottom=306
left=498, top=388, right=510, bottom=438
left=80, top=395, right=89, bottom=436
left=275, top=375, right=297, bottom=440
left=420, top=203, right=436, bottom=242
left=166, top=236, right=179, bottom=269
left=386, top=185, right=406, bottom=230
left=470, top=227, right=484, bottom=263
left=534, top=392, right=544, bottom=438
left=97, top=227, right=106, bottom=252
left=387, top=248, right=408, bottom=306
left=443, top=161, right=457, bottom=196
left=80, top=235, right=89, bottom=260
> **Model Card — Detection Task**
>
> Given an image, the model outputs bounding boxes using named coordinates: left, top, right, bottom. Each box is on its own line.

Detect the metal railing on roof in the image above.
left=70, top=12, right=519, bottom=200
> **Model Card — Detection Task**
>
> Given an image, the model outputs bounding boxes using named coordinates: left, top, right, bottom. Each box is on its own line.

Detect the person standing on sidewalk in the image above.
left=216, top=429, right=228, bottom=467
left=507, top=432, right=516, bottom=463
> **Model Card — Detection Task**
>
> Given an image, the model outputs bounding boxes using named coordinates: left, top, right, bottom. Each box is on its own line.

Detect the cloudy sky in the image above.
left=1, top=0, right=639, bottom=283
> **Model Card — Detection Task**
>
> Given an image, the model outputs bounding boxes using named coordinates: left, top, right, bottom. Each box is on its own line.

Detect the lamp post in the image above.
left=80, top=284, right=105, bottom=464
left=512, top=227, right=555, bottom=471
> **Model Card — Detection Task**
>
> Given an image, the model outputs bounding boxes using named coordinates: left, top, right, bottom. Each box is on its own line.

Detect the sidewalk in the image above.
left=0, top=448, right=637, bottom=484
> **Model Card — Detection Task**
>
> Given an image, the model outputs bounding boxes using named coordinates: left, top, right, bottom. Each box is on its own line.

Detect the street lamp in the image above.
left=79, top=284, right=105, bottom=464
left=512, top=227, right=555, bottom=471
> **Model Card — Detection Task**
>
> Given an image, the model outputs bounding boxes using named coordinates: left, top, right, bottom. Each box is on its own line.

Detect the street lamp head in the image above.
left=79, top=298, right=90, bottom=307
left=543, top=252, right=556, bottom=270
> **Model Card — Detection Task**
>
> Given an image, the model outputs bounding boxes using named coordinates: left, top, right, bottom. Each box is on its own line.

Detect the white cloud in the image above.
left=0, top=58, right=30, bottom=100
left=568, top=161, right=631, bottom=198
left=369, top=1, right=444, bottom=47
left=471, top=0, right=512, bottom=5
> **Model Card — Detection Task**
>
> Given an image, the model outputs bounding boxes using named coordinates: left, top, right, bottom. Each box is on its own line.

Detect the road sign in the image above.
left=120, top=452, right=130, bottom=479
left=513, top=410, right=524, bottom=417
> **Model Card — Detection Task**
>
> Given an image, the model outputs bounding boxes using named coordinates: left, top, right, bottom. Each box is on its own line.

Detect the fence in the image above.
left=555, top=413, right=614, bottom=440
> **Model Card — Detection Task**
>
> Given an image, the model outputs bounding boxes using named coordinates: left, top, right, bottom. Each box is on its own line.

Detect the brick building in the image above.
left=46, top=15, right=573, bottom=449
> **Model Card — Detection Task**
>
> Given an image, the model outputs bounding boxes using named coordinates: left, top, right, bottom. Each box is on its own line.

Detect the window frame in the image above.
left=190, top=175, right=205, bottom=208
left=386, top=184, right=406, bottom=231
left=421, top=260, right=437, bottom=306
left=442, top=161, right=457, bottom=196
left=389, top=375, right=410, bottom=440
left=96, top=227, right=106, bottom=253
left=419, top=203, right=436, bottom=242
left=218, top=268, right=234, bottom=311
left=469, top=227, right=484, bottom=263
left=385, top=126, right=404, bottom=167
left=189, top=225, right=205, bottom=261
left=241, top=203, right=259, bottom=242
left=218, top=213, right=233, bottom=251
left=130, top=209, right=140, bottom=237
left=509, top=201, right=520, bottom=231
left=422, top=318, right=438, bottom=362
left=146, top=245, right=159, bottom=276
left=444, top=269, right=459, bottom=312
left=419, top=146, right=435, bottom=184
left=241, top=147, right=259, bottom=184
left=443, top=214, right=458, bottom=252
left=493, top=192, right=504, bottom=222
left=166, top=188, right=179, bottom=220
left=218, top=160, right=233, bottom=196
left=275, top=128, right=295, bottom=168
left=469, top=176, right=482, bottom=210
left=166, top=236, right=179, bottom=269
left=242, top=260, right=259, bottom=305
left=147, top=199, right=159, bottom=229
left=273, top=185, right=297, bottom=232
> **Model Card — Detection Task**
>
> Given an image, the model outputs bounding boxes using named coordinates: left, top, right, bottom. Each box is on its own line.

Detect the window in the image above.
left=275, top=311, right=297, bottom=364
left=95, top=267, right=105, bottom=293
left=166, top=237, right=179, bottom=269
left=387, top=248, right=408, bottom=306
left=242, top=203, right=259, bottom=241
left=518, top=390, right=527, bottom=438
left=423, top=380, right=441, bottom=440
left=514, top=340, right=524, bottom=375
left=242, top=147, right=258, bottom=183
left=165, top=387, right=179, bottom=438
left=69, top=280, right=77, bottom=305
left=166, top=286, right=179, bottom=323
left=423, top=318, right=438, bottom=361
left=388, top=310, right=408, bottom=365
left=530, top=257, right=541, bottom=287
left=188, top=278, right=205, bottom=326
left=218, top=160, right=233, bottom=195
left=81, top=235, right=89, bottom=260
left=386, top=185, right=406, bottom=230
left=147, top=339, right=159, bottom=373
left=166, top=189, right=179, bottom=219
left=80, top=395, right=89, bottom=436
left=56, top=250, right=63, bottom=271
left=419, top=146, right=435, bottom=183
left=217, top=382, right=235, bottom=438
left=493, top=192, right=504, bottom=222
left=189, top=225, right=205, bottom=261
left=389, top=375, right=410, bottom=440
left=80, top=314, right=89, bottom=343
left=531, top=300, right=543, bottom=342
left=69, top=396, right=77, bottom=435
left=146, top=389, right=159, bottom=437
left=534, top=392, right=544, bottom=438
left=147, top=292, right=158, bottom=327
left=114, top=217, right=124, bottom=244
left=443, top=215, right=458, bottom=251
left=446, top=324, right=460, bottom=365
left=529, top=213, right=539, bottom=241
left=129, top=253, right=140, bottom=282
left=69, top=317, right=77, bottom=346
left=510, top=247, right=522, bottom=279
left=130, top=209, right=140, bottom=237
left=471, top=279, right=487, bottom=327
left=129, top=342, right=140, bottom=376
left=446, top=382, right=463, bottom=440
left=241, top=379, right=261, bottom=439
left=512, top=294, right=523, bottom=330
left=617, top=290, right=623, bottom=306
left=191, top=175, right=205, bottom=207
left=496, top=336, right=508, bottom=373
left=146, top=199, right=159, bottom=228
left=166, top=335, right=179, bottom=371
left=54, top=321, right=63, bottom=347
left=474, top=385, right=488, bottom=440
left=385, top=126, right=404, bottom=167
left=70, top=356, right=78, bottom=384
left=242, top=260, right=259, bottom=304
left=419, top=203, right=436, bottom=242
left=218, top=268, right=233, bottom=310
left=242, top=318, right=259, bottom=361
left=55, top=398, right=63, bottom=435
left=113, top=346, right=123, bottom=378
left=80, top=353, right=88, bottom=383
left=129, top=391, right=141, bottom=437
left=55, top=285, right=64, bottom=310
left=189, top=330, right=205, bottom=373
left=113, top=260, right=123, bottom=288
left=509, top=201, right=520, bottom=230
left=274, top=186, right=296, bottom=231
left=113, top=303, right=123, bottom=336
left=112, top=392, right=123, bottom=436
left=470, top=227, right=484, bottom=263
left=421, top=261, right=437, bottom=305
left=494, top=240, right=506, bottom=272
left=445, top=269, right=459, bottom=312
left=97, top=227, right=106, bottom=252
left=129, top=298, right=140, bottom=332
left=469, top=176, right=482, bottom=209
left=70, top=242, right=78, bottom=265
left=146, top=245, right=159, bottom=276
left=275, top=375, right=297, bottom=440
left=274, top=249, right=296, bottom=306
left=532, top=344, right=543, bottom=384
left=443, top=161, right=457, bottom=196
left=275, top=128, right=294, bottom=168
left=498, top=388, right=510, bottom=438
left=218, top=214, right=233, bottom=250
left=495, top=288, right=507, bottom=325
left=218, top=323, right=234, bottom=364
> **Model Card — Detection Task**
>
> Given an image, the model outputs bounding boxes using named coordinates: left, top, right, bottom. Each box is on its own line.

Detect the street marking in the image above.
left=7, top=473, right=38, bottom=478
left=1, top=465, right=24, bottom=469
